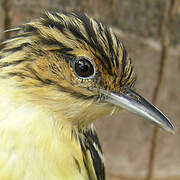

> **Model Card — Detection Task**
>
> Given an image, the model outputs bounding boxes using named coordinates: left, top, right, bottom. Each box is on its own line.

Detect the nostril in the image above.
left=123, top=86, right=141, bottom=103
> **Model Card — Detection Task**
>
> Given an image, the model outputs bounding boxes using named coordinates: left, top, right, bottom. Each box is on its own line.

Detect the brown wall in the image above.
left=0, top=0, right=180, bottom=179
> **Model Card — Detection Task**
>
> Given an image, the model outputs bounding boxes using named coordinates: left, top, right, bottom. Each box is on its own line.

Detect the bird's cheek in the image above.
left=110, top=106, right=122, bottom=115
left=91, top=102, right=118, bottom=118
left=74, top=102, right=116, bottom=126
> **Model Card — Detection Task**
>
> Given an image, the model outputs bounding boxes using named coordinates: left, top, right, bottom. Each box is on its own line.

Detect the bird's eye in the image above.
left=73, top=57, right=95, bottom=79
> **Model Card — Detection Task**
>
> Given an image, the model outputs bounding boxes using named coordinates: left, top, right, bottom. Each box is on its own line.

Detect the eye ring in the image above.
left=72, top=57, right=96, bottom=79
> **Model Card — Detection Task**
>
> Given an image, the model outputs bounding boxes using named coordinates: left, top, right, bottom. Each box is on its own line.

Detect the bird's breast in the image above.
left=0, top=90, right=89, bottom=180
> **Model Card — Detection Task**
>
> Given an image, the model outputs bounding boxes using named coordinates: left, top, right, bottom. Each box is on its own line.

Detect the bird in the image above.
left=0, top=11, right=174, bottom=180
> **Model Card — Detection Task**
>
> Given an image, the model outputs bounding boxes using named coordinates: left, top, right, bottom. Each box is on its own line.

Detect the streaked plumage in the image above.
left=0, top=11, right=174, bottom=180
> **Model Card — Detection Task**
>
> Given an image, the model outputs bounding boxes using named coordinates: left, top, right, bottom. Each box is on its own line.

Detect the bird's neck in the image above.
left=0, top=81, right=91, bottom=179
left=0, top=81, right=81, bottom=139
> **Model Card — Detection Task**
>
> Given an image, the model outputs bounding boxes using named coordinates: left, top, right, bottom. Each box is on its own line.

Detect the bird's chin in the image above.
left=109, top=106, right=122, bottom=116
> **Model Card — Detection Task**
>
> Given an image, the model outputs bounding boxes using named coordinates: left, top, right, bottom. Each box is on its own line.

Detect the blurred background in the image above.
left=0, top=0, right=179, bottom=179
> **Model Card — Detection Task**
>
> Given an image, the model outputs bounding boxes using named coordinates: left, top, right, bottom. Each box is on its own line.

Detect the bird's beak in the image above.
left=101, top=86, right=175, bottom=134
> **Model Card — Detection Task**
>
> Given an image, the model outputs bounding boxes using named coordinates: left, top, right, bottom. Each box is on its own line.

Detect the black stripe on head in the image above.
left=41, top=38, right=63, bottom=46
left=22, top=24, right=70, bottom=50
left=113, top=35, right=121, bottom=69
left=49, top=48, right=74, bottom=55
left=23, top=24, right=38, bottom=33
left=7, top=72, right=32, bottom=79
left=121, top=46, right=127, bottom=73
left=0, top=60, right=27, bottom=68
left=124, top=66, right=133, bottom=85
left=41, top=13, right=65, bottom=32
left=104, top=27, right=116, bottom=67
left=75, top=12, right=97, bottom=41
left=1, top=43, right=30, bottom=53
left=2, top=33, right=30, bottom=42
left=74, top=12, right=113, bottom=74
left=96, top=22, right=120, bottom=70
left=68, top=23, right=91, bottom=46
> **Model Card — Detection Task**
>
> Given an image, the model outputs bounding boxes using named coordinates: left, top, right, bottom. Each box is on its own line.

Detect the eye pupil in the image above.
left=78, top=61, right=89, bottom=72
left=74, top=58, right=95, bottom=78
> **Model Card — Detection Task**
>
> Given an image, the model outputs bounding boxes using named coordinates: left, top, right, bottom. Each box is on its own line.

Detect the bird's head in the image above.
left=0, top=11, right=174, bottom=132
